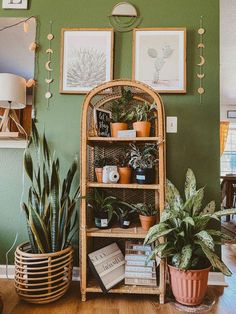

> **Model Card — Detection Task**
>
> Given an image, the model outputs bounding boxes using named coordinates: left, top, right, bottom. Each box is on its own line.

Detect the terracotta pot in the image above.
left=168, top=265, right=211, bottom=306
left=111, top=122, right=128, bottom=137
left=118, top=167, right=132, bottom=184
left=139, top=214, right=156, bottom=231
left=133, top=121, right=151, bottom=137
left=95, top=168, right=103, bottom=183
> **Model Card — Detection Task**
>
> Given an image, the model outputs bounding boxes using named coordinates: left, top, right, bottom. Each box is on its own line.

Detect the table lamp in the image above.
left=0, top=73, right=26, bottom=138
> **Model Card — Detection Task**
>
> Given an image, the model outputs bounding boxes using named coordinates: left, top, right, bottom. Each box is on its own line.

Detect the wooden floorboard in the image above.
left=1, top=244, right=236, bottom=314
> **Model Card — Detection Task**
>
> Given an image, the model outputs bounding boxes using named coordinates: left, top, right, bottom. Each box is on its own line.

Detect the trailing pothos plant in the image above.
left=22, top=121, right=80, bottom=254
left=144, top=169, right=236, bottom=275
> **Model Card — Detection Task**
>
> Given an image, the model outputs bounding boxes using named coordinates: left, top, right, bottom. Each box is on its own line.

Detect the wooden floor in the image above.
left=1, top=244, right=236, bottom=314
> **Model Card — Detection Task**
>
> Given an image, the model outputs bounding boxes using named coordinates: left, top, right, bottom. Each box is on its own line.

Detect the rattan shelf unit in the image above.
left=80, top=79, right=166, bottom=303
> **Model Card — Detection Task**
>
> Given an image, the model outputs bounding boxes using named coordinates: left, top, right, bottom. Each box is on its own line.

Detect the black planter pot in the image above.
left=134, top=168, right=155, bottom=184
left=120, top=217, right=131, bottom=229
left=94, top=213, right=110, bottom=229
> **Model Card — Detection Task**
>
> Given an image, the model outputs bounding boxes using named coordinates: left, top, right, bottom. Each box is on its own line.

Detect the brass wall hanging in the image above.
left=45, top=21, right=54, bottom=106
left=197, top=16, right=206, bottom=104
left=109, top=2, right=142, bottom=32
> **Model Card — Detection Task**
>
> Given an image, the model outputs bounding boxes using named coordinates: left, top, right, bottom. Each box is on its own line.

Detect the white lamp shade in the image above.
left=0, top=73, right=26, bottom=109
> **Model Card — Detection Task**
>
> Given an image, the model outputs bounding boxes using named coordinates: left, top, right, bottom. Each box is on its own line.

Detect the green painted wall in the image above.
left=0, top=0, right=219, bottom=264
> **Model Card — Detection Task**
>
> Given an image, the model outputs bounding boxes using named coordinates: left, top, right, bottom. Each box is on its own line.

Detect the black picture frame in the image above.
left=94, top=108, right=111, bottom=137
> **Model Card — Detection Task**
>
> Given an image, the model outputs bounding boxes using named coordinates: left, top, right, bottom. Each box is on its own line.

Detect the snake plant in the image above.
left=144, top=169, right=236, bottom=275
left=22, top=121, right=80, bottom=254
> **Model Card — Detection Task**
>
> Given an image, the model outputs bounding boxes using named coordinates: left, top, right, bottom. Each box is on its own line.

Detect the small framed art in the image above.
left=60, top=28, right=114, bottom=94
left=133, top=28, right=187, bottom=94
left=227, top=111, right=236, bottom=119
left=2, top=0, right=28, bottom=9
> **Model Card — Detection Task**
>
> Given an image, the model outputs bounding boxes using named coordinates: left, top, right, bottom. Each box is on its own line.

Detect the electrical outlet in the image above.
left=166, top=116, right=177, bottom=133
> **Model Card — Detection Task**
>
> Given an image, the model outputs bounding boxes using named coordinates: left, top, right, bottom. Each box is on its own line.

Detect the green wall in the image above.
left=0, top=0, right=220, bottom=264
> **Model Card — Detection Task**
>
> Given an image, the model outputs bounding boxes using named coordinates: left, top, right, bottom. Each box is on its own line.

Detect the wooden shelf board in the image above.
left=87, top=182, right=160, bottom=190
left=87, top=136, right=161, bottom=143
left=87, top=225, right=147, bottom=239
left=86, top=279, right=160, bottom=295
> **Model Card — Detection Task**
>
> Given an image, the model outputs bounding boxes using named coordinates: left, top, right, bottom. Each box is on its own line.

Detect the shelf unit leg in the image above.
left=159, top=293, right=165, bottom=304
left=81, top=292, right=87, bottom=302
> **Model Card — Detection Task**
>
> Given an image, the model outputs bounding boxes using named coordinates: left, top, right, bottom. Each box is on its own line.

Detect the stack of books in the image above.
left=125, top=241, right=157, bottom=286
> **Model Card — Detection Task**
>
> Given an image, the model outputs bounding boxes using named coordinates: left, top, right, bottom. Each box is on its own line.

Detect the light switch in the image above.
left=166, top=116, right=177, bottom=133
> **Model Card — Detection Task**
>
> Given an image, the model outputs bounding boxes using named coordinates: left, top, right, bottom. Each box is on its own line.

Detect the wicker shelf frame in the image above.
left=80, top=79, right=166, bottom=303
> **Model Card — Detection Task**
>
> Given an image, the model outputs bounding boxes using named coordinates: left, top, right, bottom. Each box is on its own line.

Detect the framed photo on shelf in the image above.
left=94, top=108, right=111, bottom=137
left=133, top=28, right=187, bottom=94
left=60, top=28, right=114, bottom=94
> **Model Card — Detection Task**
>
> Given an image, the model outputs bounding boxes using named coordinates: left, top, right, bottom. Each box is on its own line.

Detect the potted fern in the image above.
left=14, top=121, right=80, bottom=304
left=132, top=102, right=157, bottom=137
left=110, top=87, right=133, bottom=137
left=129, top=143, right=157, bottom=184
left=144, top=169, right=236, bottom=306
left=132, top=203, right=157, bottom=231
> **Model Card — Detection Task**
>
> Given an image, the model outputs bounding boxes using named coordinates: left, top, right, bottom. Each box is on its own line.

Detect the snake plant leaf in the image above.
left=35, top=168, right=41, bottom=196
left=185, top=168, right=197, bottom=200
left=21, top=202, right=29, bottom=219
left=179, top=245, right=192, bottom=269
left=166, top=179, right=183, bottom=210
left=43, top=133, right=51, bottom=168
left=202, top=201, right=216, bottom=215
left=26, top=220, right=37, bottom=253
left=24, top=149, right=33, bottom=182
left=32, top=120, right=39, bottom=148
left=195, top=230, right=215, bottom=251
left=43, top=164, right=50, bottom=196
left=195, top=240, right=232, bottom=276
left=29, top=207, right=50, bottom=253
left=51, top=161, right=59, bottom=252
left=60, top=199, right=69, bottom=250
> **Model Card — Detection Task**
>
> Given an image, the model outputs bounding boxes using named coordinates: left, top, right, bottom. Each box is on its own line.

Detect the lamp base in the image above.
left=0, top=108, right=27, bottom=139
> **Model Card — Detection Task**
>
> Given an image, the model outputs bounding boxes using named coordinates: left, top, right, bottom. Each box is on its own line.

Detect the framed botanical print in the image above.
left=133, top=28, right=187, bottom=94
left=60, top=29, right=114, bottom=94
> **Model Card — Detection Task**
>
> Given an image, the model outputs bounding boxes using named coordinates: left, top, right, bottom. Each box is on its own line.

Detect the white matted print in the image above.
left=133, top=28, right=186, bottom=94
left=2, top=0, right=28, bottom=9
left=60, top=29, right=114, bottom=94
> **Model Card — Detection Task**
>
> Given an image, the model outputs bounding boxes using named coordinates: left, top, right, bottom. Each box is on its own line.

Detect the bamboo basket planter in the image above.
left=80, top=79, right=166, bottom=303
left=14, top=243, right=73, bottom=304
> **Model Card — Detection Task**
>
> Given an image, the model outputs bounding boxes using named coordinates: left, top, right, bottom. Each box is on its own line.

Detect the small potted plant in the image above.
left=94, top=157, right=113, bottom=183
left=129, top=143, right=157, bottom=184
left=115, top=151, right=132, bottom=184
left=116, top=205, right=136, bottom=229
left=88, top=189, right=118, bottom=229
left=132, top=203, right=157, bottom=231
left=144, top=169, right=236, bottom=306
left=132, top=102, right=157, bottom=137
left=15, top=121, right=80, bottom=304
left=110, top=87, right=133, bottom=137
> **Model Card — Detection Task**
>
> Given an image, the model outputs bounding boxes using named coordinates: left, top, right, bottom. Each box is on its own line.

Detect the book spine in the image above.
left=125, top=266, right=155, bottom=273
left=125, top=271, right=156, bottom=279
left=126, top=260, right=155, bottom=267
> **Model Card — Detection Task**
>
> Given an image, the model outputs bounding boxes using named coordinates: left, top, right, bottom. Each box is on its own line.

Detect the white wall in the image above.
left=220, top=0, right=236, bottom=120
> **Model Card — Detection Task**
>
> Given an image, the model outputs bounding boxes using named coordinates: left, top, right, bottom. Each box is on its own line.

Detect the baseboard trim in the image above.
left=0, top=265, right=227, bottom=286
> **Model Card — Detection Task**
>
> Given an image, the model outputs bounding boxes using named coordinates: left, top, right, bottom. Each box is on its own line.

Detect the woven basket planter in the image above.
left=14, top=242, right=73, bottom=304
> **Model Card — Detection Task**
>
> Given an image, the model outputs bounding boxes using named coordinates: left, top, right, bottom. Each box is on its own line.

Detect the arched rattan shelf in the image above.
left=80, top=79, right=166, bottom=303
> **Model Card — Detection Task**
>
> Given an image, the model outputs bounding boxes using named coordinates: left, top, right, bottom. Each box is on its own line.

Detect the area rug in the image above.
left=170, top=296, right=215, bottom=313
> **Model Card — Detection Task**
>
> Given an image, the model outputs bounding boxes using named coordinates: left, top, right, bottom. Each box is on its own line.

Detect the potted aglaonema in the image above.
left=129, top=143, right=157, bottom=184
left=115, top=151, right=132, bottom=184
left=132, top=203, right=157, bottom=231
left=88, top=189, right=118, bottom=229
left=144, top=169, right=236, bottom=306
left=132, top=102, right=157, bottom=137
left=110, top=87, right=133, bottom=137
left=15, top=121, right=80, bottom=304
left=116, top=205, right=136, bottom=229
